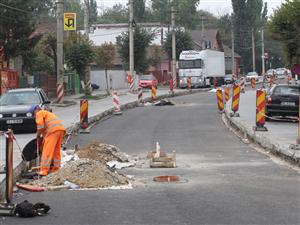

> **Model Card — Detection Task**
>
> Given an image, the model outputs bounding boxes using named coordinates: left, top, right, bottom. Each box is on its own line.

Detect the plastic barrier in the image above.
left=254, top=89, right=268, bottom=131
left=113, top=91, right=122, bottom=115
left=169, top=79, right=174, bottom=95
left=138, top=86, right=143, bottom=105
left=240, top=77, right=245, bottom=93
left=80, top=99, right=88, bottom=129
left=56, top=83, right=64, bottom=104
left=151, top=81, right=157, bottom=101
left=224, top=86, right=230, bottom=103
left=187, top=77, right=192, bottom=90
left=230, top=84, right=240, bottom=117
left=216, top=89, right=224, bottom=113
left=251, top=78, right=256, bottom=89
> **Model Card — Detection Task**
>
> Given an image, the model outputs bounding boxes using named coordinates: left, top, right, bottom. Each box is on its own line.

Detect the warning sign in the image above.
left=64, top=13, right=76, bottom=31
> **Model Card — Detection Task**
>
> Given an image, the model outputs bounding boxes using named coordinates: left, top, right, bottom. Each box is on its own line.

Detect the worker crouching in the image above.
left=30, top=105, right=66, bottom=176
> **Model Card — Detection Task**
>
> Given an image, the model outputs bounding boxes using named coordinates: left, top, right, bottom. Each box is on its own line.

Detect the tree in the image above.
left=134, top=0, right=146, bottom=22
left=269, top=0, right=300, bottom=66
left=97, top=4, right=128, bottom=24
left=64, top=0, right=84, bottom=28
left=163, top=29, right=194, bottom=60
left=65, top=33, right=95, bottom=88
left=95, top=43, right=116, bottom=93
left=150, top=0, right=200, bottom=29
left=89, top=0, right=98, bottom=25
left=116, top=27, right=154, bottom=73
left=0, top=0, right=53, bottom=64
left=232, top=0, right=268, bottom=73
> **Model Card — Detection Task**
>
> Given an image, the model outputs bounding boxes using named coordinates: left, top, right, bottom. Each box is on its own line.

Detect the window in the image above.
left=178, top=59, right=202, bottom=69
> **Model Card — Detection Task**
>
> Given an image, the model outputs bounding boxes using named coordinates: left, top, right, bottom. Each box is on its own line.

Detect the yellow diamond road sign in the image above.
left=64, top=13, right=76, bottom=31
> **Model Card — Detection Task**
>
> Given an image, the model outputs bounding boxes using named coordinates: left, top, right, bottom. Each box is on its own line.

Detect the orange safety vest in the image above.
left=35, top=110, right=66, bottom=137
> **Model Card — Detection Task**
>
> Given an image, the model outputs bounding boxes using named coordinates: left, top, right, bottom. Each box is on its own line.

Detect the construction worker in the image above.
left=29, top=105, right=66, bottom=176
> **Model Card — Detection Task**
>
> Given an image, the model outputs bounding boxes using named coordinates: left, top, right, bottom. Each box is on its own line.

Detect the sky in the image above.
left=96, top=0, right=284, bottom=17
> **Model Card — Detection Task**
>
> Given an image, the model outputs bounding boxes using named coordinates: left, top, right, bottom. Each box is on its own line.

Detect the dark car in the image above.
left=266, top=84, right=299, bottom=119
left=0, top=88, right=51, bottom=132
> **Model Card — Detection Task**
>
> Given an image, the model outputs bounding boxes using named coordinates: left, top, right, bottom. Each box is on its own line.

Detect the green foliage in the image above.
left=163, top=29, right=194, bottom=60
left=95, top=42, right=115, bottom=69
left=269, top=0, right=300, bottom=66
left=65, top=34, right=95, bottom=81
left=97, top=4, right=128, bottom=24
left=150, top=0, right=200, bottom=29
left=232, top=0, right=268, bottom=72
left=134, top=0, right=146, bottom=22
left=64, top=0, right=84, bottom=29
left=0, top=0, right=53, bottom=61
left=148, top=45, right=162, bottom=67
left=116, top=27, right=154, bottom=73
left=89, top=0, right=98, bottom=25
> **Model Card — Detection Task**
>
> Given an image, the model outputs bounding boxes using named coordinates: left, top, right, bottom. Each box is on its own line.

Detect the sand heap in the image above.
left=30, top=141, right=131, bottom=189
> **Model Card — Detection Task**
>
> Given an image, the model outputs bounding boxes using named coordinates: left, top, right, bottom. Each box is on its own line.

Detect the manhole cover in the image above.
left=153, top=175, right=180, bottom=182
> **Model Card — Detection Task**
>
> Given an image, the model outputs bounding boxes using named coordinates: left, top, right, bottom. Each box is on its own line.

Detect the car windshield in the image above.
left=273, top=86, right=300, bottom=95
left=140, top=75, right=155, bottom=80
left=247, top=72, right=257, bottom=76
left=0, top=91, right=40, bottom=106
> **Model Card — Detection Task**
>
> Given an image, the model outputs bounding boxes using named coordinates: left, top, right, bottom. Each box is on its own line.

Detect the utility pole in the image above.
left=200, top=15, right=206, bottom=49
left=261, top=27, right=265, bottom=76
left=252, top=28, right=256, bottom=72
left=84, top=0, right=91, bottom=93
left=129, top=0, right=135, bottom=89
left=171, top=4, right=176, bottom=88
left=231, top=18, right=235, bottom=80
left=56, top=0, right=64, bottom=103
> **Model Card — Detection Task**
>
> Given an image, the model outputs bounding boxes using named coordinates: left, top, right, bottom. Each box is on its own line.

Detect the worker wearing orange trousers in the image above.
left=30, top=105, right=66, bottom=176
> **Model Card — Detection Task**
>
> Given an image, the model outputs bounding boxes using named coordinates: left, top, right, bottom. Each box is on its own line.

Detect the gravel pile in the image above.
left=27, top=141, right=131, bottom=189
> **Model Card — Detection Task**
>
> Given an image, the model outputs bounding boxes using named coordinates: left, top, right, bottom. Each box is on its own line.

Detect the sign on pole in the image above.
left=64, top=13, right=76, bottom=31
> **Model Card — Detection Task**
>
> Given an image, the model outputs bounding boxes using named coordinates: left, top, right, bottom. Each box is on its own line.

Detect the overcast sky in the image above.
left=96, top=0, right=284, bottom=17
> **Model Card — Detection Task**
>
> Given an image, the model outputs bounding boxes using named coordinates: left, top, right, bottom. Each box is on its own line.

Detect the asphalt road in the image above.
left=3, top=92, right=300, bottom=225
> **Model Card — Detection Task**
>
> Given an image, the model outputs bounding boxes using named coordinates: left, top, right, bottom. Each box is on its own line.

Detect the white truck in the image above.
left=178, top=49, right=225, bottom=88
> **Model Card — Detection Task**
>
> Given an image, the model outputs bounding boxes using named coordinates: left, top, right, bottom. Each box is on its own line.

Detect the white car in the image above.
left=267, top=69, right=276, bottom=76
left=275, top=68, right=287, bottom=79
left=246, top=71, right=259, bottom=81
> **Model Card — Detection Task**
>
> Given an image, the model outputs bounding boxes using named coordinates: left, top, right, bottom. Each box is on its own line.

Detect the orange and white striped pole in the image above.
left=213, top=77, right=217, bottom=89
left=216, top=89, right=224, bottom=113
left=230, top=84, right=240, bottom=117
left=254, top=89, right=268, bottom=131
left=113, top=91, right=122, bottom=115
left=56, top=83, right=64, bottom=104
left=224, top=86, right=230, bottom=103
left=80, top=99, right=88, bottom=129
left=152, top=81, right=157, bottom=101
left=240, top=77, right=245, bottom=93
left=251, top=78, right=256, bottom=90
left=169, top=78, right=174, bottom=95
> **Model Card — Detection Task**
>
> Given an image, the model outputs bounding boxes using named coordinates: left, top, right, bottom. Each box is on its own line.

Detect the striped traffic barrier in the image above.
left=224, top=86, right=230, bottom=103
left=187, top=77, right=192, bottom=90
left=86, top=80, right=93, bottom=94
left=113, top=91, right=122, bottom=115
left=138, top=86, right=144, bottom=106
left=240, top=77, right=245, bottom=93
left=287, top=74, right=292, bottom=85
left=254, top=89, right=268, bottom=131
left=269, top=76, right=274, bottom=88
left=56, top=83, right=64, bottom=104
left=130, top=79, right=134, bottom=93
left=251, top=78, right=256, bottom=89
left=216, top=89, right=224, bottom=113
left=230, top=84, right=240, bottom=117
left=169, top=79, right=174, bottom=95
left=151, top=81, right=157, bottom=101
left=80, top=99, right=89, bottom=129
left=213, top=77, right=217, bottom=89
left=173, top=76, right=177, bottom=89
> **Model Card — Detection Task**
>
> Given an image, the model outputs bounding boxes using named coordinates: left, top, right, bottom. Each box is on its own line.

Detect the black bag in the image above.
left=14, top=200, right=50, bottom=217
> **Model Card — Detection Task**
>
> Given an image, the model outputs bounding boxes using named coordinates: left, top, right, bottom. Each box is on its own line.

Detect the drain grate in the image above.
left=153, top=175, right=180, bottom=182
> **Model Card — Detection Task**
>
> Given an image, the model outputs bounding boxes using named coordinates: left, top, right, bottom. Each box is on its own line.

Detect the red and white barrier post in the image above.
left=254, top=89, right=268, bottom=131
left=56, top=83, right=64, bottom=104
left=113, top=91, right=122, bottom=115
left=138, top=86, right=144, bottom=106
left=216, top=89, right=224, bottom=113
left=240, top=77, right=245, bottom=93
left=169, top=79, right=174, bottom=95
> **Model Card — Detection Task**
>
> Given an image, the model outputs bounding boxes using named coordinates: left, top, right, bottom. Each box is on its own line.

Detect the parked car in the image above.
left=139, top=75, right=158, bottom=89
left=246, top=71, right=259, bottom=81
left=266, top=84, right=299, bottom=119
left=224, top=74, right=234, bottom=84
left=0, top=88, right=51, bottom=132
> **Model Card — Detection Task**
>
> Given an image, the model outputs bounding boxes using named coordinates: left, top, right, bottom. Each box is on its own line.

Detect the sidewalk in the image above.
left=0, top=86, right=205, bottom=199
left=223, top=88, right=300, bottom=165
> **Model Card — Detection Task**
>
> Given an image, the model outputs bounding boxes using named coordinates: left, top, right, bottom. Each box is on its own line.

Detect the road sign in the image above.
left=64, top=13, right=76, bottom=31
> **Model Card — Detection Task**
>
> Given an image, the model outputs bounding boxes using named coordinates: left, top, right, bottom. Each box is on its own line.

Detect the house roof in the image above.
left=29, top=22, right=56, bottom=39
left=191, top=29, right=223, bottom=51
left=223, top=44, right=241, bottom=58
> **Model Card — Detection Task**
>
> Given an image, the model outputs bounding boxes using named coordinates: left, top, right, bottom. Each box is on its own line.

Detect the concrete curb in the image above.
left=223, top=103, right=300, bottom=166
left=0, top=88, right=210, bottom=199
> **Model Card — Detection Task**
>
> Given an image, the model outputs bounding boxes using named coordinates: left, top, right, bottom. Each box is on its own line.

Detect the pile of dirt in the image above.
left=27, top=141, right=131, bottom=189
left=32, top=159, right=128, bottom=188
left=76, top=141, right=129, bottom=163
